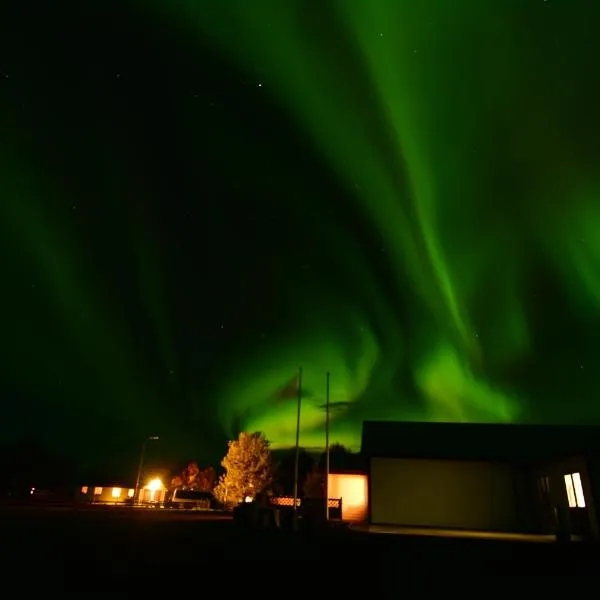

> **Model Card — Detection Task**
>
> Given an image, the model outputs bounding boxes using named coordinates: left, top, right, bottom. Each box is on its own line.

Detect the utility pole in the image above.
left=292, top=367, right=303, bottom=529
left=325, top=371, right=331, bottom=521
left=134, top=435, right=159, bottom=504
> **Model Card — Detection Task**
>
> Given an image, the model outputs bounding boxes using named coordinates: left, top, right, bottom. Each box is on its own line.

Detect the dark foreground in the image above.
left=2, top=504, right=599, bottom=580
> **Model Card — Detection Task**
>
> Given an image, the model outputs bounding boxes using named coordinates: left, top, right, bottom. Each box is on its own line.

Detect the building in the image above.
left=78, top=477, right=166, bottom=505
left=327, top=472, right=368, bottom=522
left=361, top=421, right=600, bottom=539
left=138, top=477, right=166, bottom=504
left=268, top=472, right=368, bottom=523
left=77, top=484, right=135, bottom=504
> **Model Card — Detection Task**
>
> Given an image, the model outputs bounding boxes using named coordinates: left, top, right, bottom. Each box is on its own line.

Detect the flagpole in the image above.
left=292, top=366, right=303, bottom=525
left=325, top=371, right=331, bottom=521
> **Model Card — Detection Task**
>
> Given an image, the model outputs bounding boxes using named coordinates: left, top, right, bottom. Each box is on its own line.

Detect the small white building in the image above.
left=361, top=421, right=600, bottom=539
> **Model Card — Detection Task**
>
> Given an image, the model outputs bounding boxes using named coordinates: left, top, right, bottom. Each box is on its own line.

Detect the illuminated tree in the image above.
left=213, top=432, right=273, bottom=506
left=183, top=461, right=200, bottom=487
left=169, top=463, right=216, bottom=492
left=197, top=466, right=216, bottom=492
left=170, top=475, right=184, bottom=489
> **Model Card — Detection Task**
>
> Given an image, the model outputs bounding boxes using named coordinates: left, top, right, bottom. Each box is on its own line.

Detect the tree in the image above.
left=169, top=463, right=216, bottom=492
left=302, top=467, right=324, bottom=499
left=213, top=432, right=273, bottom=507
left=318, top=443, right=356, bottom=471
left=182, top=461, right=200, bottom=487
left=273, top=447, right=315, bottom=496
left=170, top=475, right=184, bottom=489
left=197, top=466, right=216, bottom=492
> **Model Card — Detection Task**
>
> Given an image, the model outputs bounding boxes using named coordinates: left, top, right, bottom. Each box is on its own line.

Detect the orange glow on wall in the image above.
left=328, top=473, right=368, bottom=522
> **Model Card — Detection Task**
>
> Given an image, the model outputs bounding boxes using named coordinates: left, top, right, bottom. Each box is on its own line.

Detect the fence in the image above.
left=270, top=496, right=343, bottom=520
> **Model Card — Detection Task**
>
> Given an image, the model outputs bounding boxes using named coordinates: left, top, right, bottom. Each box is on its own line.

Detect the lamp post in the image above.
left=324, top=372, right=330, bottom=521
left=134, top=436, right=159, bottom=504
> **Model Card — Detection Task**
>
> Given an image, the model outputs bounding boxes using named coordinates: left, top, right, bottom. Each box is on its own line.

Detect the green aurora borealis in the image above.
left=2, top=1, right=600, bottom=465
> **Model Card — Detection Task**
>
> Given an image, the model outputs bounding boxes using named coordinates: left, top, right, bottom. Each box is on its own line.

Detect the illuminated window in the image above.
left=127, top=489, right=134, bottom=498
left=111, top=487, right=122, bottom=498
left=93, top=487, right=103, bottom=495
left=81, top=486, right=88, bottom=494
left=327, top=474, right=368, bottom=522
left=564, top=472, right=586, bottom=508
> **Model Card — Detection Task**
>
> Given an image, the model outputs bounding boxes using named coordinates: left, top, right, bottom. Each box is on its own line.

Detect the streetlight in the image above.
left=134, top=436, right=159, bottom=504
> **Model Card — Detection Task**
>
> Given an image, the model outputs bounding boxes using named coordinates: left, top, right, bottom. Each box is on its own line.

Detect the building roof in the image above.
left=361, top=421, right=600, bottom=463
left=82, top=483, right=134, bottom=489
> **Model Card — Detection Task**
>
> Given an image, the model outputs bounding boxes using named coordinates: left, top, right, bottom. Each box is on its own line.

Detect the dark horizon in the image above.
left=0, top=434, right=358, bottom=491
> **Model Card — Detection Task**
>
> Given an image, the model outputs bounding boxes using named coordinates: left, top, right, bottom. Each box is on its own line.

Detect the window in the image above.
left=564, top=472, right=586, bottom=508
left=81, top=486, right=88, bottom=494
left=111, top=487, right=122, bottom=498
left=93, top=487, right=103, bottom=496
left=127, top=489, right=134, bottom=498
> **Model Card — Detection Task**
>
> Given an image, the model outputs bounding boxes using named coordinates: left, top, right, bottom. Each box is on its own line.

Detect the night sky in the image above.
left=2, top=1, right=600, bottom=475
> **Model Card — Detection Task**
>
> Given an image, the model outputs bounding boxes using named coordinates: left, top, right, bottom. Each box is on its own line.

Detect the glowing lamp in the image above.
left=146, top=478, right=163, bottom=492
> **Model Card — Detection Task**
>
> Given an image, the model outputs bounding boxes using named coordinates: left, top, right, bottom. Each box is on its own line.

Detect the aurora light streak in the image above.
left=1, top=1, right=599, bottom=465
left=166, top=0, right=600, bottom=448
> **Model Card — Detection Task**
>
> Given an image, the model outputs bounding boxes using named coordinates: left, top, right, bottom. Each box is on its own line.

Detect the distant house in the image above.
left=361, top=421, right=600, bottom=538
left=77, top=485, right=135, bottom=504
left=77, top=477, right=166, bottom=505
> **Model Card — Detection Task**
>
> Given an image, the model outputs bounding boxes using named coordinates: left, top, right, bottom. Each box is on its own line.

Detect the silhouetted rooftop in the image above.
left=361, top=421, right=600, bottom=463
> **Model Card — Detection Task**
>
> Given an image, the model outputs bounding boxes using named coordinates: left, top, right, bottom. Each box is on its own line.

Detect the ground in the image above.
left=2, top=504, right=598, bottom=581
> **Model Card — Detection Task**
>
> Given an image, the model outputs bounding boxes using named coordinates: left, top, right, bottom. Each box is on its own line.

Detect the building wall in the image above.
left=79, top=484, right=166, bottom=505
left=328, top=473, right=368, bottom=522
left=532, top=455, right=597, bottom=537
left=370, top=457, right=518, bottom=531
left=79, top=485, right=135, bottom=504
left=585, top=456, right=600, bottom=537
left=139, top=488, right=166, bottom=503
